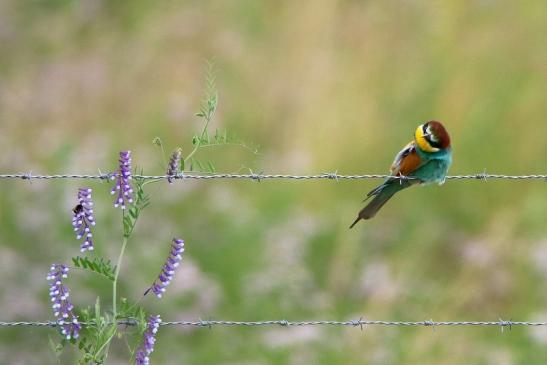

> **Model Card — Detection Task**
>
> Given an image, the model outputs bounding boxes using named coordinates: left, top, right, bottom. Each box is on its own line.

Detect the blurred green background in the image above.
left=1, top=1, right=546, bottom=364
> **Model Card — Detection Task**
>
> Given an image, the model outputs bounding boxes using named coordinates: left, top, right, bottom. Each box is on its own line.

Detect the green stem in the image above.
left=184, top=113, right=214, bottom=164
left=112, top=235, right=127, bottom=319
left=159, top=141, right=167, bottom=168
left=95, top=326, right=117, bottom=362
left=113, top=210, right=130, bottom=319
left=142, top=178, right=163, bottom=186
left=104, top=209, right=134, bottom=361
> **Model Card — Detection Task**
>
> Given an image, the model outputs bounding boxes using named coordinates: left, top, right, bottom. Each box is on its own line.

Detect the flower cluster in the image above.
left=111, top=151, right=134, bottom=209
left=47, top=264, right=81, bottom=340
left=167, top=148, right=182, bottom=184
left=146, top=238, right=185, bottom=298
left=135, top=315, right=161, bottom=365
left=72, top=188, right=96, bottom=252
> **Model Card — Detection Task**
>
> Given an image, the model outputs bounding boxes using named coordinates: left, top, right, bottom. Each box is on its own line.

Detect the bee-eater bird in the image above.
left=350, top=121, right=452, bottom=228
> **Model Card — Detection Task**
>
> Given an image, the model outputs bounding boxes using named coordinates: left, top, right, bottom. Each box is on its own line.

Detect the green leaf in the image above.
left=48, top=335, right=64, bottom=355
left=123, top=175, right=150, bottom=238
left=73, top=299, right=111, bottom=364
left=72, top=256, right=116, bottom=281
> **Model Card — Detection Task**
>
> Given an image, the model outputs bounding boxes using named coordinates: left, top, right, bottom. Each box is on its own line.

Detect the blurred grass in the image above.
left=0, top=0, right=546, bottom=364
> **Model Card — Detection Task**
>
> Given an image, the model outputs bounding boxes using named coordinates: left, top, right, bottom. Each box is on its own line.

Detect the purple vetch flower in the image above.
left=145, top=238, right=185, bottom=298
left=46, top=264, right=81, bottom=340
left=72, top=188, right=96, bottom=252
left=111, top=151, right=134, bottom=209
left=135, top=315, right=161, bottom=365
left=166, top=148, right=182, bottom=184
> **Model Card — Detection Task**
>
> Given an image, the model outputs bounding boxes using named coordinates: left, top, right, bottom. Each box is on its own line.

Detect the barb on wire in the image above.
left=0, top=172, right=546, bottom=182
left=1, top=318, right=546, bottom=329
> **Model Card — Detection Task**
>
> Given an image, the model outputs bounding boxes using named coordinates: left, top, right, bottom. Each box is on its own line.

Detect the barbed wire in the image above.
left=0, top=171, right=546, bottom=182
left=1, top=172, right=545, bottom=331
left=1, top=318, right=546, bottom=331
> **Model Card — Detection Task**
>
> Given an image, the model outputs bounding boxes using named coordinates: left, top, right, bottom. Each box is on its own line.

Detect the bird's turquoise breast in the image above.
left=413, top=148, right=452, bottom=184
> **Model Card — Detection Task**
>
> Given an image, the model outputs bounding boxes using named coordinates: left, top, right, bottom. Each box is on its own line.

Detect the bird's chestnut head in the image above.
left=414, top=121, right=451, bottom=153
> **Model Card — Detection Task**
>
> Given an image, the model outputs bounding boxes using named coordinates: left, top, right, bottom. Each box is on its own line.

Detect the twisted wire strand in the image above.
left=0, top=172, right=545, bottom=181
left=1, top=172, right=544, bottom=330
left=2, top=319, right=546, bottom=329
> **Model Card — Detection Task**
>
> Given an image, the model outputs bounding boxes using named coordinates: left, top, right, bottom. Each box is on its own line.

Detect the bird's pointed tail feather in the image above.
left=350, top=178, right=414, bottom=228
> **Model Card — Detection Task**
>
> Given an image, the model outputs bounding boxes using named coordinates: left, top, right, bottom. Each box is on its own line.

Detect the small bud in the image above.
left=167, top=148, right=182, bottom=184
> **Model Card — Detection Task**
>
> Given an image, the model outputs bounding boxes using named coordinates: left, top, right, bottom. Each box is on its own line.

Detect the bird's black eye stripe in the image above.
left=421, top=122, right=441, bottom=148
left=425, top=134, right=442, bottom=148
